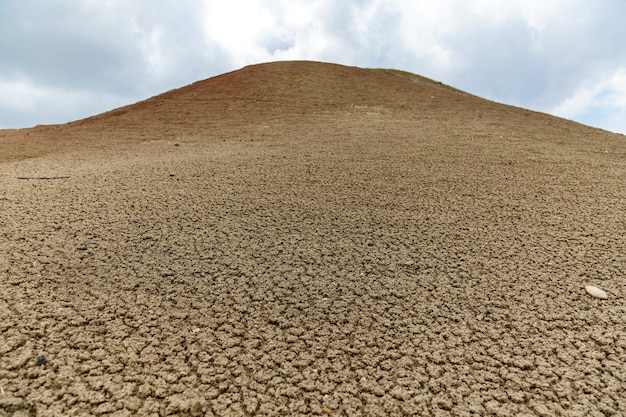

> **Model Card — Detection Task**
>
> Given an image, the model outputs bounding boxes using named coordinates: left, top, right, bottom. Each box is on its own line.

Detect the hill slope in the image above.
left=1, top=61, right=625, bottom=416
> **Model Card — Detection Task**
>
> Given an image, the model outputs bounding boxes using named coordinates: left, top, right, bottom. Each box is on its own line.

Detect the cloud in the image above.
left=1, top=1, right=139, bottom=90
left=1, top=1, right=235, bottom=89
left=552, top=67, right=626, bottom=133
left=0, top=0, right=231, bottom=127
left=198, top=1, right=377, bottom=66
left=0, top=76, right=127, bottom=128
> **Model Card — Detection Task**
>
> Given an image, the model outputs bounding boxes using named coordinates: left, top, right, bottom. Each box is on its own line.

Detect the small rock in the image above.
left=36, top=355, right=47, bottom=366
left=547, top=260, right=553, bottom=266
left=585, top=285, right=608, bottom=300
left=388, top=263, right=397, bottom=272
left=169, top=173, right=176, bottom=177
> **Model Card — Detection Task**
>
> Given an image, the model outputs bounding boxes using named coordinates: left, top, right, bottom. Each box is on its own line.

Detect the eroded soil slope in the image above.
left=1, top=61, right=625, bottom=416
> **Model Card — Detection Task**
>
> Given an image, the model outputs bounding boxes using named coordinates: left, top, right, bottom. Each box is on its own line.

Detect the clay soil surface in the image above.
left=1, top=61, right=625, bottom=416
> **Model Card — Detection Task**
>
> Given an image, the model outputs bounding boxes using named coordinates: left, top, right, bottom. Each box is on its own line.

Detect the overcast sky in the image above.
left=1, top=0, right=626, bottom=134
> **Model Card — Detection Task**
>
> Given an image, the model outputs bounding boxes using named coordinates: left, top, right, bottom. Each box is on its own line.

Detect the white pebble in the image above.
left=585, top=285, right=608, bottom=299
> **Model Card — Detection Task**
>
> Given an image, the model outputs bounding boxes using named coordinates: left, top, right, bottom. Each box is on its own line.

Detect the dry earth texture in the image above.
left=1, top=61, right=625, bottom=416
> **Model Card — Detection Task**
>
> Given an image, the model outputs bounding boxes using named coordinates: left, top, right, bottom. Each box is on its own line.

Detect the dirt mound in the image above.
left=1, top=61, right=625, bottom=416
left=80, top=61, right=466, bottom=124
left=1, top=60, right=603, bottom=163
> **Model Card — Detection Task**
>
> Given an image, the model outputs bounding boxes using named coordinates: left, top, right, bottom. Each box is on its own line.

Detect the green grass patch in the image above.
left=369, top=68, right=460, bottom=92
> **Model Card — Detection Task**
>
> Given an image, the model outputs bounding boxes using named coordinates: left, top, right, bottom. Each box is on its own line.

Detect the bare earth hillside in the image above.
left=1, top=61, right=625, bottom=416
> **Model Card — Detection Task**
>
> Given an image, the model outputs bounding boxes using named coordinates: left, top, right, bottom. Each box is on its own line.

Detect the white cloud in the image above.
left=0, top=76, right=128, bottom=128
left=0, top=78, right=46, bottom=112
left=552, top=67, right=626, bottom=133
left=198, top=0, right=365, bottom=66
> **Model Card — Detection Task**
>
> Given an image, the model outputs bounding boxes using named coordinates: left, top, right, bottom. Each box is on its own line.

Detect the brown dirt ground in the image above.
left=1, top=61, right=625, bottom=416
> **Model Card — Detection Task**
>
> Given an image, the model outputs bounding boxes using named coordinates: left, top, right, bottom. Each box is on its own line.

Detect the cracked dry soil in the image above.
left=1, top=62, right=625, bottom=416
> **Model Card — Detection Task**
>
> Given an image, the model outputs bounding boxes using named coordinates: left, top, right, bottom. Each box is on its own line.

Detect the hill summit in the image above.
left=0, top=60, right=621, bottom=162
left=80, top=61, right=474, bottom=127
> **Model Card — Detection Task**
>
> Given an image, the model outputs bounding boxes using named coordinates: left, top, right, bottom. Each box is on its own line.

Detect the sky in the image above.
left=1, top=0, right=626, bottom=134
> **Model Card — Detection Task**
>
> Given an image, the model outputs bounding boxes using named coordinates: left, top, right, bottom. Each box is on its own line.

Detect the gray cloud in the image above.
left=435, top=1, right=626, bottom=129
left=2, top=1, right=142, bottom=90
left=0, top=0, right=235, bottom=127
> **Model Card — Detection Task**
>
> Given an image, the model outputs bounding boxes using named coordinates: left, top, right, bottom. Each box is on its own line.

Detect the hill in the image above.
left=1, top=61, right=625, bottom=415
left=2, top=60, right=622, bottom=162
